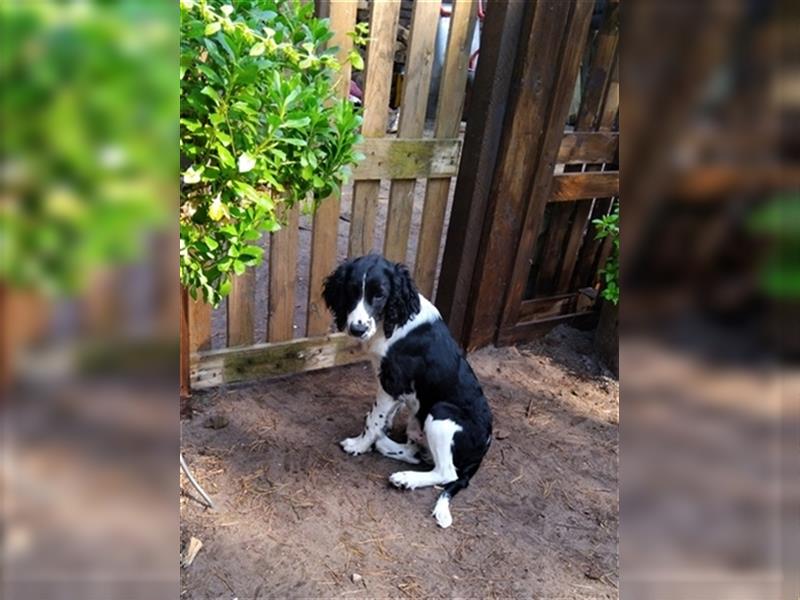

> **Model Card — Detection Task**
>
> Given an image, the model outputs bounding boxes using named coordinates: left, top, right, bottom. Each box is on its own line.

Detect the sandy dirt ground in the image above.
left=180, top=325, right=619, bottom=599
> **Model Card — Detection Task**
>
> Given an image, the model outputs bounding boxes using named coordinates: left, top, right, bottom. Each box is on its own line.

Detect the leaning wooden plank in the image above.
left=531, top=203, right=575, bottom=296
left=576, top=0, right=619, bottom=132
left=349, top=0, right=401, bottom=258
left=268, top=205, right=299, bottom=342
left=554, top=4, right=620, bottom=294
left=227, top=269, right=255, bottom=347
left=384, top=0, right=441, bottom=262
left=550, top=172, right=619, bottom=201
left=498, top=0, right=594, bottom=329
left=465, top=0, right=575, bottom=349
left=557, top=132, right=619, bottom=165
left=496, top=311, right=597, bottom=347
left=415, top=0, right=477, bottom=296
left=190, top=333, right=366, bottom=390
left=188, top=295, right=212, bottom=352
left=307, top=0, right=358, bottom=336
left=518, top=293, right=578, bottom=322
left=353, top=138, right=461, bottom=179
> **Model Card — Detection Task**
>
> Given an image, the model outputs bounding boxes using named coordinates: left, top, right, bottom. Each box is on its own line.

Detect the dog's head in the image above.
left=322, top=254, right=420, bottom=341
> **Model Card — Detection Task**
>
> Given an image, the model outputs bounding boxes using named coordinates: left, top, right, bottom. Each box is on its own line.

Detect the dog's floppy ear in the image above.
left=323, top=261, right=350, bottom=332
left=384, top=262, right=420, bottom=338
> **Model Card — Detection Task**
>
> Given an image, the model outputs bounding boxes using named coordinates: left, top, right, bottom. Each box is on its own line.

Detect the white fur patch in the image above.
left=389, top=416, right=461, bottom=490
left=367, top=294, right=440, bottom=358
left=432, top=494, right=453, bottom=528
left=346, top=274, right=376, bottom=339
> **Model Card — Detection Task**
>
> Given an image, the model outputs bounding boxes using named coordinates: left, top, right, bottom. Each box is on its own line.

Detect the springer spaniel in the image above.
left=323, top=254, right=492, bottom=528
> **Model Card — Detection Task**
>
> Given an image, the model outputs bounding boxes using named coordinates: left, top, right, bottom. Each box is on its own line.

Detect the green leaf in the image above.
left=348, top=50, right=364, bottom=71
left=197, top=64, right=223, bottom=85
left=233, top=260, right=246, bottom=275
left=204, top=22, right=221, bottom=36
left=249, top=42, right=266, bottom=57
left=200, top=85, right=221, bottom=105
left=284, top=117, right=311, bottom=129
left=216, top=144, right=235, bottom=168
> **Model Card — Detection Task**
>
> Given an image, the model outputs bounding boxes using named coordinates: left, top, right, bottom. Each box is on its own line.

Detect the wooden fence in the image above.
left=186, top=0, right=478, bottom=391
left=437, top=0, right=620, bottom=349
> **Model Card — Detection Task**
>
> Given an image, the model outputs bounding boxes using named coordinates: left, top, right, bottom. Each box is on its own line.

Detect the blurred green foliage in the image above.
left=593, top=201, right=619, bottom=305
left=0, top=1, right=175, bottom=296
left=180, top=0, right=364, bottom=307
left=748, top=192, right=800, bottom=298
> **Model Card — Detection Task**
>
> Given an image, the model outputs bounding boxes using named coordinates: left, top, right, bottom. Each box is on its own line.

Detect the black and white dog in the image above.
left=323, top=254, right=492, bottom=528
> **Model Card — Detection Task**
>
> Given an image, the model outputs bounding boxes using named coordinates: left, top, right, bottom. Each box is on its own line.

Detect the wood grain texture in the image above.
left=531, top=203, right=575, bottom=297
left=436, top=0, right=528, bottom=343
left=496, top=311, right=597, bottom=346
left=518, top=293, right=580, bottom=322
left=576, top=0, right=619, bottom=132
left=414, top=0, right=477, bottom=296
left=464, top=0, right=574, bottom=348
left=353, top=138, right=461, bottom=179
left=191, top=333, right=365, bottom=390
left=188, top=294, right=212, bottom=353
left=349, top=0, right=401, bottom=260
left=498, top=0, right=594, bottom=331
left=550, top=172, right=619, bottom=201
left=557, top=132, right=619, bottom=165
left=554, top=2, right=620, bottom=296
left=571, top=198, right=614, bottom=290
left=384, top=0, right=441, bottom=262
left=307, top=0, right=358, bottom=336
left=348, top=181, right=379, bottom=257
left=268, top=205, right=299, bottom=342
left=227, top=269, right=255, bottom=347
left=180, top=285, right=191, bottom=401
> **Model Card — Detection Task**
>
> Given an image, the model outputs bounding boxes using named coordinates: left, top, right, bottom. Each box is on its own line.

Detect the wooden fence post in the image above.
left=180, top=284, right=191, bottom=414
left=436, top=0, right=529, bottom=344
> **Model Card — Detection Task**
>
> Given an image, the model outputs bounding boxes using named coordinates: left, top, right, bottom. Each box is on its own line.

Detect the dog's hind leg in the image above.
left=375, top=434, right=422, bottom=464
left=389, top=415, right=461, bottom=490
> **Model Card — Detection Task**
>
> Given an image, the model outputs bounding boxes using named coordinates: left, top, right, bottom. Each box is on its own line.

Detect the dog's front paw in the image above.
left=340, top=436, right=372, bottom=456
left=389, top=471, right=418, bottom=490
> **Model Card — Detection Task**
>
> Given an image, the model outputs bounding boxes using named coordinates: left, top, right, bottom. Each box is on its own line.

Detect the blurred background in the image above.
left=1, top=1, right=178, bottom=599
left=622, top=0, right=798, bottom=598
left=1, top=0, right=799, bottom=599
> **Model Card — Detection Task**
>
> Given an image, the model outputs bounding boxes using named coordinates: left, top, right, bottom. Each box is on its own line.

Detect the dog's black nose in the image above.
left=349, top=322, right=368, bottom=337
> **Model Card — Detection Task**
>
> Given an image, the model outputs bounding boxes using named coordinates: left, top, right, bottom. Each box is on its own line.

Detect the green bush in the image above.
left=593, top=201, right=619, bottom=305
left=180, top=0, right=364, bottom=306
left=1, top=2, right=174, bottom=295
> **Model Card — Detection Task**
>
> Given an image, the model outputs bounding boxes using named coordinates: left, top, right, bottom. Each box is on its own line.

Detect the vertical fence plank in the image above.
left=555, top=1, right=619, bottom=294
left=188, top=295, right=212, bottom=352
left=348, top=0, right=401, bottom=258
left=414, top=0, right=477, bottom=296
left=436, top=0, right=528, bottom=343
left=268, top=205, right=300, bottom=342
left=180, top=285, right=191, bottom=407
left=307, top=0, right=358, bottom=336
left=462, top=0, right=573, bottom=348
left=383, top=0, right=440, bottom=263
left=498, top=0, right=594, bottom=329
left=227, top=270, right=255, bottom=347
